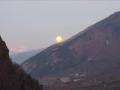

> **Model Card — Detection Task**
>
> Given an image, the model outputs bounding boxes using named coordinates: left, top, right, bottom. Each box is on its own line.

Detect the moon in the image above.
left=56, top=36, right=63, bottom=43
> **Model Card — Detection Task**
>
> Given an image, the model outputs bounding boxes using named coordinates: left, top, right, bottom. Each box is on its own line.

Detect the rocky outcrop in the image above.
left=0, top=36, right=42, bottom=90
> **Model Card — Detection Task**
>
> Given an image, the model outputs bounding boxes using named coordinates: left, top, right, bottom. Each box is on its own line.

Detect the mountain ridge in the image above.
left=10, top=49, right=43, bottom=64
left=22, top=11, right=120, bottom=87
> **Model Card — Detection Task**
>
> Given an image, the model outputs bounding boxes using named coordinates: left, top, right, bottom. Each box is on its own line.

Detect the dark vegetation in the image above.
left=0, top=36, right=43, bottom=90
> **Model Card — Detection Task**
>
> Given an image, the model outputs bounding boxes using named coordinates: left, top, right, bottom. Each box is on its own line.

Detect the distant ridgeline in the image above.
left=0, top=36, right=43, bottom=90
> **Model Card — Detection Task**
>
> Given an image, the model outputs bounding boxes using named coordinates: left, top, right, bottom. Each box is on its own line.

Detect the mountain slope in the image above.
left=0, top=36, right=42, bottom=90
left=22, top=11, right=120, bottom=85
left=10, top=49, right=43, bottom=64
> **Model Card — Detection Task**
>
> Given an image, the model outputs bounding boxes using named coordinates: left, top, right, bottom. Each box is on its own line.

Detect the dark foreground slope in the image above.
left=22, top=11, right=120, bottom=88
left=0, top=36, right=42, bottom=90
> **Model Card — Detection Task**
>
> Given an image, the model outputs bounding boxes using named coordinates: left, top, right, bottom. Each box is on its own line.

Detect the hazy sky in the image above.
left=0, top=1, right=120, bottom=52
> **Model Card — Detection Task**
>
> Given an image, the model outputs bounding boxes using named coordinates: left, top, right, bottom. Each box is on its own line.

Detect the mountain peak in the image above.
left=0, top=35, right=9, bottom=59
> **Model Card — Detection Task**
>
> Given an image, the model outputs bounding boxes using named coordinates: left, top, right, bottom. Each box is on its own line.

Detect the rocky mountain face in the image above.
left=0, top=36, right=42, bottom=90
left=22, top=11, right=120, bottom=88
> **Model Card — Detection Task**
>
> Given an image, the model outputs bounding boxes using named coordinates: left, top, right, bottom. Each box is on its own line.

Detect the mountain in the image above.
left=0, top=36, right=43, bottom=90
left=22, top=11, right=120, bottom=87
left=10, top=49, right=43, bottom=64
left=44, top=78, right=120, bottom=90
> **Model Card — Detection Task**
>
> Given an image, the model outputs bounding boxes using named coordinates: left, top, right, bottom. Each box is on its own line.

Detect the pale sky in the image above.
left=0, top=1, right=120, bottom=52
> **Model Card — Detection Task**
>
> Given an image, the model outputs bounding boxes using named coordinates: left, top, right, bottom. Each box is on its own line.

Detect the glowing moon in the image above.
left=56, top=36, right=63, bottom=43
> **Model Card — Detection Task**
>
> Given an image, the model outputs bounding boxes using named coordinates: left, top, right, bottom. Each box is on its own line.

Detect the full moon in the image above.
left=56, top=36, right=63, bottom=43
